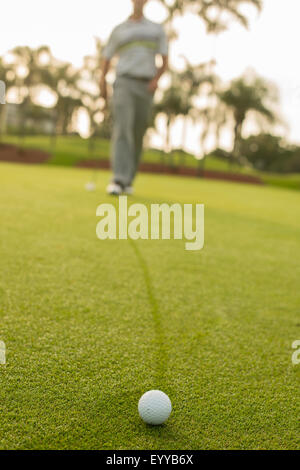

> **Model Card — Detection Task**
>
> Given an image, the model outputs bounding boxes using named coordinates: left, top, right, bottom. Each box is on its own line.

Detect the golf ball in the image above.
left=138, top=390, right=172, bottom=425
left=85, top=182, right=96, bottom=192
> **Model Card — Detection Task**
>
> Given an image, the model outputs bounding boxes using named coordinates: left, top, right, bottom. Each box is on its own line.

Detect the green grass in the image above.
left=2, top=134, right=111, bottom=166
left=0, top=162, right=299, bottom=450
left=1, top=134, right=254, bottom=173
left=3, top=134, right=300, bottom=192
left=263, top=173, right=300, bottom=191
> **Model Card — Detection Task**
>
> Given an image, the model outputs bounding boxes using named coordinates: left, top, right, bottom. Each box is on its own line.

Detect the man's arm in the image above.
left=148, top=55, right=168, bottom=94
left=100, top=57, right=111, bottom=103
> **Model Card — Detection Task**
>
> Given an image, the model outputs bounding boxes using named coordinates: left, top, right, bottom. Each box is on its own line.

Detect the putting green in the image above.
left=0, top=162, right=299, bottom=450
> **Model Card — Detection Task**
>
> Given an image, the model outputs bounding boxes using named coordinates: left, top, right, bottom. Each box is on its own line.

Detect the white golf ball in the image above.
left=138, top=390, right=172, bottom=425
left=85, top=182, right=96, bottom=192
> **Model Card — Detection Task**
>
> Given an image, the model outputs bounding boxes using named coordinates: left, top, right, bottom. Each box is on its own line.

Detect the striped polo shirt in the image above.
left=103, top=16, right=168, bottom=79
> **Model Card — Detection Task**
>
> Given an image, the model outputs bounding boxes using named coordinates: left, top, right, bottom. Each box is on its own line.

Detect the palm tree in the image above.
left=0, top=53, right=28, bottom=139
left=158, top=0, right=262, bottom=31
left=11, top=46, right=84, bottom=137
left=6, top=46, right=53, bottom=141
left=178, top=59, right=217, bottom=164
left=0, top=58, right=7, bottom=139
left=10, top=46, right=53, bottom=103
left=79, top=38, right=109, bottom=149
left=154, top=73, right=192, bottom=166
left=158, top=0, right=263, bottom=165
left=48, top=63, right=82, bottom=135
left=218, top=75, right=278, bottom=163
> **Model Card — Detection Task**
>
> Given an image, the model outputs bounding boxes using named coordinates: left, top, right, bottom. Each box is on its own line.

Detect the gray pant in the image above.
left=111, top=75, right=153, bottom=187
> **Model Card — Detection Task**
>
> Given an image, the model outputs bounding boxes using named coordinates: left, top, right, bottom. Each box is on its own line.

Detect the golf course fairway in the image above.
left=0, top=162, right=299, bottom=450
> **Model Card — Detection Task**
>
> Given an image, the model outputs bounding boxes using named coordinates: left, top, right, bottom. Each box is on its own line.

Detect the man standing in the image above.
left=100, top=0, right=168, bottom=195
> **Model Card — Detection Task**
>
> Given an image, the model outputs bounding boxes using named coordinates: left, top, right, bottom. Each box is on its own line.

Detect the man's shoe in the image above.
left=106, top=182, right=123, bottom=196
left=124, top=185, right=134, bottom=195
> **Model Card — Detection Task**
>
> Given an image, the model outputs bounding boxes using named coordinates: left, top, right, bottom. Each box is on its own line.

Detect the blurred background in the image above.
left=1, top=0, right=300, bottom=187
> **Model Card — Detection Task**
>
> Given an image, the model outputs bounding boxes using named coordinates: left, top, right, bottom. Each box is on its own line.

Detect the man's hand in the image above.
left=148, top=78, right=158, bottom=95
left=99, top=58, right=111, bottom=106
left=148, top=56, right=168, bottom=95
left=100, top=78, right=108, bottom=101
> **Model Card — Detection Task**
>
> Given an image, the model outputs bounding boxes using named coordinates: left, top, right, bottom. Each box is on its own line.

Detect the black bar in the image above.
left=0, top=449, right=297, bottom=466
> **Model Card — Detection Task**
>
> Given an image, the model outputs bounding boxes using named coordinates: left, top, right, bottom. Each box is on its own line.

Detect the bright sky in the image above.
left=1, top=0, right=300, bottom=147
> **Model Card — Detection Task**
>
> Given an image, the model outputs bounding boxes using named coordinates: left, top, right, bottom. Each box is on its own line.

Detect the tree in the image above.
left=157, top=0, right=263, bottom=166
left=10, top=46, right=84, bottom=136
left=153, top=59, right=216, bottom=166
left=78, top=38, right=109, bottom=144
left=154, top=72, right=192, bottom=164
left=239, top=133, right=296, bottom=172
left=0, top=52, right=29, bottom=138
left=0, top=58, right=7, bottom=138
left=218, top=75, right=278, bottom=162
left=9, top=46, right=54, bottom=104
left=47, top=63, right=82, bottom=135
left=158, top=0, right=262, bottom=32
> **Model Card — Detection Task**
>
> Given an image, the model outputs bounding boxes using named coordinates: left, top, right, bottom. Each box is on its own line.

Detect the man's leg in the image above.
left=111, top=78, right=136, bottom=187
left=130, top=88, right=153, bottom=185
